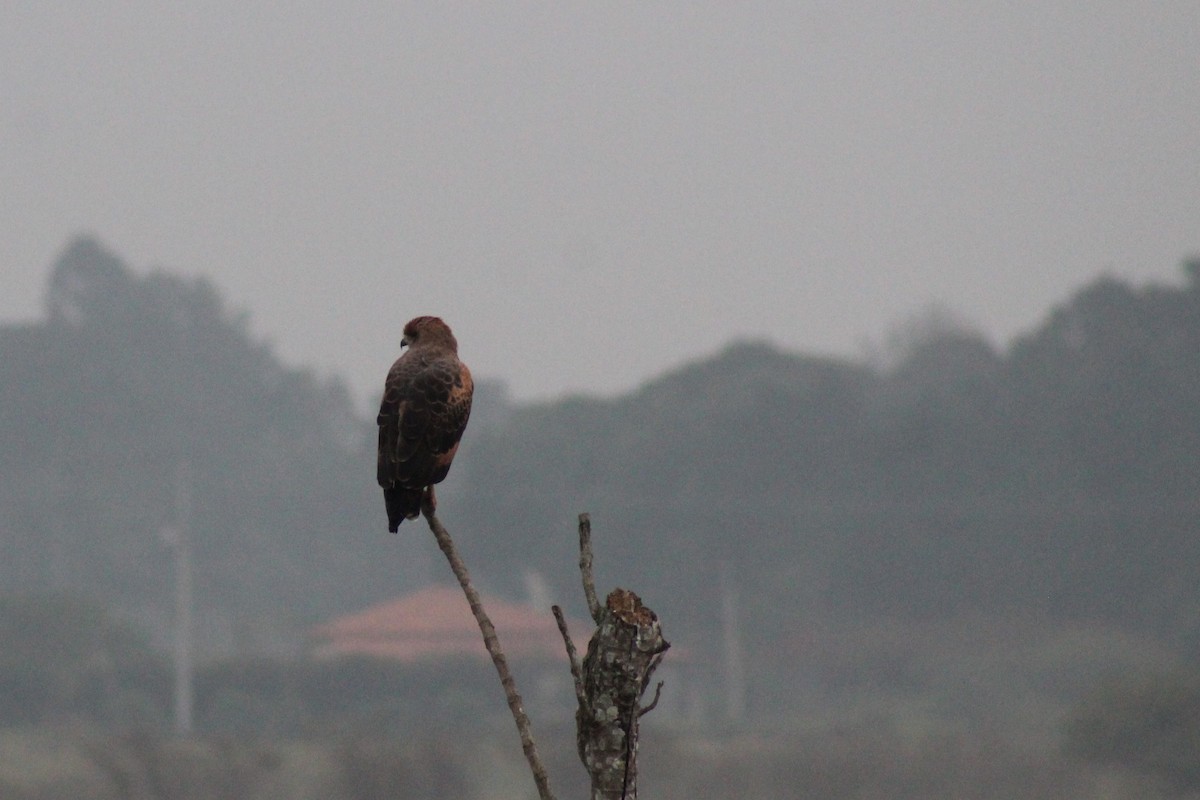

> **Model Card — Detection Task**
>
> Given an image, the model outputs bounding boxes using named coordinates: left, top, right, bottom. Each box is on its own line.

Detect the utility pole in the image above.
left=719, top=561, right=746, bottom=723
left=160, top=462, right=194, bottom=736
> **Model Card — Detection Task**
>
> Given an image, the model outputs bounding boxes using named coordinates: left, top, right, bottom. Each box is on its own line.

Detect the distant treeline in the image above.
left=3, top=236, right=1200, bottom=717
left=457, top=257, right=1200, bottom=660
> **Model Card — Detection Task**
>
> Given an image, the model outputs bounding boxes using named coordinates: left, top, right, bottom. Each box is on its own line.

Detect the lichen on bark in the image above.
left=575, top=588, right=669, bottom=800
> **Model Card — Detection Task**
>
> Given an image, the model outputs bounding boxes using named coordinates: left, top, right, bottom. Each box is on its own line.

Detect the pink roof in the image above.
left=311, top=585, right=584, bottom=664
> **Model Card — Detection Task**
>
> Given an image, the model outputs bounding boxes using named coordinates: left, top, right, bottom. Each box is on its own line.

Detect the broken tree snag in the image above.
left=556, top=513, right=672, bottom=800
left=556, top=514, right=670, bottom=800
left=576, top=588, right=670, bottom=800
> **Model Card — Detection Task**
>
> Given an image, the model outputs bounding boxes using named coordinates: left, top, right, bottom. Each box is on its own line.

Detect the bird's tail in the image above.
left=384, top=486, right=424, bottom=533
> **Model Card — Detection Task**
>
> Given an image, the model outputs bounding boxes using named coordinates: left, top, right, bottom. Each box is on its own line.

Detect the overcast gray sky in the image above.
left=3, top=3, right=1198, bottom=404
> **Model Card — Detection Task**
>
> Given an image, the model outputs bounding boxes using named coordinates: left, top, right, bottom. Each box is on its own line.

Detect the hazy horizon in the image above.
left=4, top=3, right=1198, bottom=403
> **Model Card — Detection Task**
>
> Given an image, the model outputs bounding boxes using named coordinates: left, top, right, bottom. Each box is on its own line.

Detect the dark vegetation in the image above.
left=3, top=236, right=1200, bottom=795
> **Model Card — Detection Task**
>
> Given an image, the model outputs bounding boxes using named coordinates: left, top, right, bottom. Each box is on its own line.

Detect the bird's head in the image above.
left=401, top=316, right=458, bottom=352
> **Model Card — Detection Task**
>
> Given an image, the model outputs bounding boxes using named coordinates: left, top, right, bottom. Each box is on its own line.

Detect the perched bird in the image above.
left=376, top=316, right=473, bottom=531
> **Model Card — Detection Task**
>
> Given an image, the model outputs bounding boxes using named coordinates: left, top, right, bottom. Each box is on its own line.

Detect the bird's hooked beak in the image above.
left=400, top=337, right=409, bottom=349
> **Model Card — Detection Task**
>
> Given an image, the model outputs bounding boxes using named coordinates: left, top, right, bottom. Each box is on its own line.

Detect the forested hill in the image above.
left=3, top=237, right=1200, bottom=669
left=0, top=238, right=389, bottom=648
left=456, top=258, right=1200, bottom=659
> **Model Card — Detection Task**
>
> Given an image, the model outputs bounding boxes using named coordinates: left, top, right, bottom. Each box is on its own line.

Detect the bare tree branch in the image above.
left=638, top=682, right=664, bottom=718
left=577, top=513, right=602, bottom=623
left=553, top=604, right=587, bottom=709
left=421, top=504, right=556, bottom=800
left=641, top=652, right=667, bottom=697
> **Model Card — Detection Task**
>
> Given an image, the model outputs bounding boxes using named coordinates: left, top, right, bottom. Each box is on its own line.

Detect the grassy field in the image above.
left=0, top=721, right=1181, bottom=800
left=1, top=611, right=1193, bottom=799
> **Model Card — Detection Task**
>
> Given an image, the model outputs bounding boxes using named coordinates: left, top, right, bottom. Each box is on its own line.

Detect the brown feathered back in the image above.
left=376, top=317, right=473, bottom=531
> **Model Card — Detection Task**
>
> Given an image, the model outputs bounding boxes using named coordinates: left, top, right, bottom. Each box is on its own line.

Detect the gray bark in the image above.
left=558, top=515, right=669, bottom=800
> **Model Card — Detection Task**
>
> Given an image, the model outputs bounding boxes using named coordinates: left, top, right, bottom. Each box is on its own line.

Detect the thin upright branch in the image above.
left=577, top=513, right=602, bottom=623
left=552, top=604, right=587, bottom=708
left=422, top=505, right=556, bottom=800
